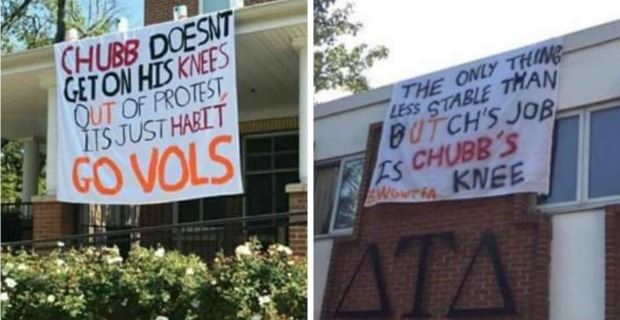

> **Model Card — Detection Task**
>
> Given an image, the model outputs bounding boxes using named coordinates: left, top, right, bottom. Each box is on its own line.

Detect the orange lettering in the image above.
left=92, top=157, right=123, bottom=195
left=209, top=135, right=234, bottom=185
left=72, top=157, right=91, bottom=193
left=189, top=142, right=209, bottom=185
left=130, top=149, right=159, bottom=192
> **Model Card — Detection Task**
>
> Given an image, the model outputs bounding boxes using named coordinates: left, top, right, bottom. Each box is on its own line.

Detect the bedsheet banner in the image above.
left=54, top=10, right=242, bottom=204
left=366, top=38, right=563, bottom=206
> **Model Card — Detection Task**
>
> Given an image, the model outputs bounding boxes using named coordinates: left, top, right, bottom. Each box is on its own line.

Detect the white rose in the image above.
left=17, top=264, right=27, bottom=271
left=154, top=248, right=165, bottom=258
left=258, top=295, right=271, bottom=307
left=57, top=241, right=65, bottom=248
left=0, top=292, right=8, bottom=302
left=155, top=316, right=169, bottom=320
left=4, top=278, right=17, bottom=289
left=47, top=294, right=55, bottom=303
left=56, top=259, right=65, bottom=266
left=162, top=292, right=170, bottom=302
left=250, top=315, right=262, bottom=320
left=235, top=244, right=252, bottom=258
left=106, top=256, right=123, bottom=264
left=277, top=245, right=293, bottom=256
left=185, top=267, right=194, bottom=276
left=191, top=299, right=200, bottom=308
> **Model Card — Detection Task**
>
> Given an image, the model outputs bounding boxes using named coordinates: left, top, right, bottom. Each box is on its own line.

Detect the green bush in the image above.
left=0, top=239, right=306, bottom=320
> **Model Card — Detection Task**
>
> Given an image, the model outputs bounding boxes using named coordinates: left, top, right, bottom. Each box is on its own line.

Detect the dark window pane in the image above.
left=589, top=107, right=620, bottom=198
left=274, top=135, right=298, bottom=151
left=246, top=137, right=271, bottom=154
left=178, top=199, right=201, bottom=222
left=539, top=116, right=579, bottom=204
left=203, top=197, right=228, bottom=220
left=275, top=172, right=299, bottom=213
left=274, top=153, right=298, bottom=169
left=333, top=158, right=364, bottom=230
left=246, top=155, right=271, bottom=171
left=247, top=174, right=273, bottom=215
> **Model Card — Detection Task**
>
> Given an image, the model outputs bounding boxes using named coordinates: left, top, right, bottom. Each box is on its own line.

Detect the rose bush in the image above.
left=0, top=239, right=306, bottom=320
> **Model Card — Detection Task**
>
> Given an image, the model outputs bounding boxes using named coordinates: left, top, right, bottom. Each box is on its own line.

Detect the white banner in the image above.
left=54, top=10, right=243, bottom=204
left=365, top=38, right=563, bottom=206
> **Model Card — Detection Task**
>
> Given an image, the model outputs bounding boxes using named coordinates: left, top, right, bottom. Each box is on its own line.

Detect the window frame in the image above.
left=539, top=100, right=620, bottom=213
left=242, top=131, right=299, bottom=216
left=313, top=160, right=341, bottom=236
left=327, top=154, right=365, bottom=236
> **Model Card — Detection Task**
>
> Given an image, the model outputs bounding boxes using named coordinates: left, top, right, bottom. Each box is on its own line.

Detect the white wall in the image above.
left=315, top=100, right=386, bottom=160
left=550, top=210, right=605, bottom=320
left=314, top=23, right=620, bottom=161
left=314, top=238, right=333, bottom=319
left=559, top=38, right=620, bottom=111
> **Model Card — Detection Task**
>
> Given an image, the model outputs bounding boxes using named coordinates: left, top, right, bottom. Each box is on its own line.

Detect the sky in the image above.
left=77, top=0, right=144, bottom=29
left=315, top=0, right=620, bottom=103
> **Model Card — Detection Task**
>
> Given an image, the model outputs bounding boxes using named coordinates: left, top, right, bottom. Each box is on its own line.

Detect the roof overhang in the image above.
left=1, top=0, right=307, bottom=140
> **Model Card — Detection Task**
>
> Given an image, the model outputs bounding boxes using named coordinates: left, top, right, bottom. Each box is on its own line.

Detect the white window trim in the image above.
left=539, top=100, right=620, bottom=214
left=328, top=154, right=365, bottom=236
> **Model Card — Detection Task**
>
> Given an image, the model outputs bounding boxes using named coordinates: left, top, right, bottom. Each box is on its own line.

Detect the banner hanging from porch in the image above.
left=365, top=38, right=563, bottom=206
left=54, top=10, right=243, bottom=204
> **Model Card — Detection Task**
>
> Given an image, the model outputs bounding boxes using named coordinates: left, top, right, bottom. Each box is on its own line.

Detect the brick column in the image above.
left=31, top=196, right=75, bottom=241
left=605, top=205, right=620, bottom=320
left=144, top=0, right=198, bottom=25
left=286, top=183, right=307, bottom=257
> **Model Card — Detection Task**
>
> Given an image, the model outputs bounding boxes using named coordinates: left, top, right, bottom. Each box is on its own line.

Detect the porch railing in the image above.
left=1, top=202, right=33, bottom=242
left=1, top=211, right=305, bottom=261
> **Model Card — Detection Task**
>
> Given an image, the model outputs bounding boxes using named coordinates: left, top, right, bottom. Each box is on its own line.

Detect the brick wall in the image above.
left=321, top=123, right=552, bottom=319
left=33, top=200, right=75, bottom=240
left=240, top=116, right=298, bottom=134
left=144, top=0, right=199, bottom=25
left=605, top=204, right=620, bottom=320
left=144, top=0, right=279, bottom=26
left=287, top=185, right=307, bottom=257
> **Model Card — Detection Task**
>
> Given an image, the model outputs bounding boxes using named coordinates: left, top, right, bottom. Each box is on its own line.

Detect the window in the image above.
left=244, top=133, right=299, bottom=216
left=538, top=104, right=620, bottom=209
left=331, top=157, right=364, bottom=232
left=588, top=107, right=620, bottom=198
left=177, top=197, right=230, bottom=223
left=538, top=116, right=579, bottom=204
left=314, top=155, right=365, bottom=235
left=314, top=164, right=339, bottom=235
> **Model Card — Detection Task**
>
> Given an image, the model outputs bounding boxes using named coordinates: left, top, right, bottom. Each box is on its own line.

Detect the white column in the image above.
left=293, top=37, right=308, bottom=183
left=46, top=86, right=58, bottom=196
left=20, top=138, right=40, bottom=201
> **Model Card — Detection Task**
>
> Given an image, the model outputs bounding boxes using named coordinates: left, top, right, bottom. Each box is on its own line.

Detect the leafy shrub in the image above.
left=0, top=239, right=306, bottom=320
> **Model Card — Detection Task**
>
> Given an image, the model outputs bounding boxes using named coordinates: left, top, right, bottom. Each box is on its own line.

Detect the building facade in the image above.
left=1, top=0, right=308, bottom=257
left=314, top=20, right=620, bottom=319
